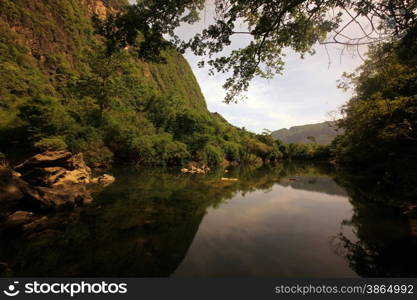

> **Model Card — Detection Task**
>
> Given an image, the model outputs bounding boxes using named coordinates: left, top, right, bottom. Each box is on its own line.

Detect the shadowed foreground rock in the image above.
left=3, top=151, right=116, bottom=212
left=0, top=151, right=115, bottom=233
left=0, top=151, right=118, bottom=276
left=1, top=152, right=94, bottom=212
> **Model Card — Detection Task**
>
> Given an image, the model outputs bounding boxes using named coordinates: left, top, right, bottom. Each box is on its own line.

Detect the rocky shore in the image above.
left=0, top=151, right=115, bottom=275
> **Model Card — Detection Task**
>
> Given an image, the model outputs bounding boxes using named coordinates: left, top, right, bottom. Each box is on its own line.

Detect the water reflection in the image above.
left=331, top=177, right=417, bottom=277
left=173, top=165, right=357, bottom=277
left=0, top=163, right=416, bottom=277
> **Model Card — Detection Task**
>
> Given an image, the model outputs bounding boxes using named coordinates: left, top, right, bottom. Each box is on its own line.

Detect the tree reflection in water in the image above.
left=332, top=171, right=417, bottom=277
left=0, top=163, right=416, bottom=277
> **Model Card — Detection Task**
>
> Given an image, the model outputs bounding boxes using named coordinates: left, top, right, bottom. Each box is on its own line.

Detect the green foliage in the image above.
left=152, top=134, right=189, bottom=165
left=71, top=128, right=114, bottom=167
left=334, top=96, right=417, bottom=164
left=0, top=0, right=219, bottom=167
left=34, top=137, right=68, bottom=151
left=103, top=0, right=128, bottom=10
left=0, top=0, right=336, bottom=169
left=18, top=96, right=76, bottom=141
left=93, top=0, right=204, bottom=58
left=332, top=28, right=417, bottom=188
left=276, top=142, right=331, bottom=161
left=203, top=145, right=224, bottom=167
left=75, top=49, right=132, bottom=121
left=129, top=133, right=190, bottom=166
left=223, top=141, right=243, bottom=162
left=129, top=135, right=157, bottom=165
left=97, top=1, right=416, bottom=103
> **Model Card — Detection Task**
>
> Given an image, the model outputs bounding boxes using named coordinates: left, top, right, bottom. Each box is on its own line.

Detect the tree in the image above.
left=76, top=49, right=130, bottom=122
left=332, top=27, right=417, bottom=182
left=185, top=0, right=417, bottom=102
left=18, top=96, right=76, bottom=142
left=103, top=0, right=417, bottom=102
left=93, top=0, right=205, bottom=59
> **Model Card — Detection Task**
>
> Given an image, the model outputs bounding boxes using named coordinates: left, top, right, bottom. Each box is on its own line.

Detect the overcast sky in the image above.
left=128, top=1, right=365, bottom=133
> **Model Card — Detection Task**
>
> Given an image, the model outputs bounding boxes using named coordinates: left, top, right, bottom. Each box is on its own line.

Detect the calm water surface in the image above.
left=1, top=163, right=416, bottom=277
left=173, top=179, right=356, bottom=277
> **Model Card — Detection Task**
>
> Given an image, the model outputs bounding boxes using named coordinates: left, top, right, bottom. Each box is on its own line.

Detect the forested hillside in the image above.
left=0, top=0, right=244, bottom=167
left=1, top=0, right=323, bottom=168
left=272, top=122, right=339, bottom=144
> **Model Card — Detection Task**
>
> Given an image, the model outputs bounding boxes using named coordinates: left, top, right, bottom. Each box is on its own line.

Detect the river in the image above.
left=1, top=163, right=416, bottom=277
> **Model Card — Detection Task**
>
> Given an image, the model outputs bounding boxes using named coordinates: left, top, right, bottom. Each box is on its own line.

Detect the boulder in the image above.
left=0, top=152, right=94, bottom=212
left=0, top=167, right=43, bottom=213
left=36, top=184, right=93, bottom=210
left=4, top=211, right=37, bottom=228
left=14, top=151, right=72, bottom=173
left=22, top=216, right=49, bottom=234
left=91, top=174, right=115, bottom=187
left=0, top=167, right=23, bottom=204
left=1, top=211, right=54, bottom=236
left=15, top=151, right=92, bottom=187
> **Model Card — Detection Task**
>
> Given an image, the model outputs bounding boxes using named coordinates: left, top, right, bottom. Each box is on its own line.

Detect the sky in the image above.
left=128, top=1, right=365, bottom=133
left=180, top=36, right=363, bottom=133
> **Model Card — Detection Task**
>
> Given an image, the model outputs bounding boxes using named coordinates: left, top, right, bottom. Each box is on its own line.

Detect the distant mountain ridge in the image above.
left=272, top=121, right=340, bottom=144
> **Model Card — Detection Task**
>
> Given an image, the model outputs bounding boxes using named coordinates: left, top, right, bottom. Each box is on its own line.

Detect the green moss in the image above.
left=34, top=136, right=68, bottom=151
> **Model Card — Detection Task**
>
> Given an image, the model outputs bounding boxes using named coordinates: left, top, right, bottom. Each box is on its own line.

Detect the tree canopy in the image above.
left=100, top=0, right=417, bottom=102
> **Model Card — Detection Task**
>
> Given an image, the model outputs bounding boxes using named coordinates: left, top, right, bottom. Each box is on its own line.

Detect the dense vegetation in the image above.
left=332, top=27, right=417, bottom=191
left=83, top=0, right=415, bottom=183
left=1, top=0, right=415, bottom=182
left=0, top=0, right=330, bottom=169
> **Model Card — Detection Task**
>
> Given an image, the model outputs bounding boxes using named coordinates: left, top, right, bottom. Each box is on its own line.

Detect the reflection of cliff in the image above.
left=278, top=176, right=348, bottom=197
left=4, top=163, right=413, bottom=277
left=1, top=163, right=349, bottom=277
left=0, top=170, right=210, bottom=277
left=1, top=164, right=328, bottom=277
left=0, top=166, right=289, bottom=277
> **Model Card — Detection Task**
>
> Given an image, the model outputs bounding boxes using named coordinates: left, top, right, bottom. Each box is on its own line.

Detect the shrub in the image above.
left=18, top=96, right=75, bottom=141
left=203, top=145, right=224, bottom=167
left=34, top=136, right=68, bottom=151
left=129, top=136, right=156, bottom=165
left=152, top=133, right=190, bottom=165
left=222, top=141, right=243, bottom=162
